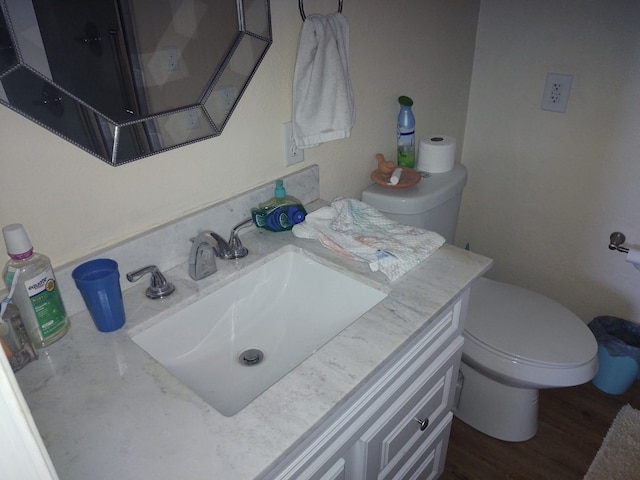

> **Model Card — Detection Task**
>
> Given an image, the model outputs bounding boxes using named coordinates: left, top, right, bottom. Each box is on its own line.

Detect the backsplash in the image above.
left=53, top=165, right=320, bottom=317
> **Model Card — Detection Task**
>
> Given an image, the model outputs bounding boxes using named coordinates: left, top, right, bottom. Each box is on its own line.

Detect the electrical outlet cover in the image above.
left=183, top=110, right=200, bottom=130
left=541, top=73, right=573, bottom=113
left=164, top=46, right=179, bottom=71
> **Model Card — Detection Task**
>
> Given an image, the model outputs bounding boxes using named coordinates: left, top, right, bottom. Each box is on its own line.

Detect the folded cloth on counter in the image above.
left=292, top=198, right=445, bottom=281
left=292, top=12, right=355, bottom=149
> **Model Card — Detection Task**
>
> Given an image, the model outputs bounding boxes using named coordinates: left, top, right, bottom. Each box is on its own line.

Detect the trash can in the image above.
left=588, top=316, right=640, bottom=394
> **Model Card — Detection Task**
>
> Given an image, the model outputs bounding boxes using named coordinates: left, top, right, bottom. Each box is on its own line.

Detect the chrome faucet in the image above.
left=188, top=218, right=252, bottom=281
left=188, top=233, right=218, bottom=280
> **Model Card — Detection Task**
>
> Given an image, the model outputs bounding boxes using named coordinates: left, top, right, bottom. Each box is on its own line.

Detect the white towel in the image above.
left=292, top=198, right=445, bottom=281
left=292, top=13, right=355, bottom=148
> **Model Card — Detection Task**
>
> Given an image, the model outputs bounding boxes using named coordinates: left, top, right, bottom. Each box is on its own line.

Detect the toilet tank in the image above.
left=361, top=164, right=467, bottom=243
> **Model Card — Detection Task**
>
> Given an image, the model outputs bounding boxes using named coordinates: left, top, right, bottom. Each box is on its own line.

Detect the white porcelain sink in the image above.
left=132, top=248, right=387, bottom=416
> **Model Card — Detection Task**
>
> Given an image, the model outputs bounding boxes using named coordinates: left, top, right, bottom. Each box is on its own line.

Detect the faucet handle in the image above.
left=126, top=265, right=175, bottom=299
left=228, top=235, right=248, bottom=258
left=228, top=218, right=252, bottom=259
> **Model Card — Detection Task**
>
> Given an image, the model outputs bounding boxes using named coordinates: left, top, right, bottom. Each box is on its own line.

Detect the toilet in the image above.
left=362, top=164, right=598, bottom=442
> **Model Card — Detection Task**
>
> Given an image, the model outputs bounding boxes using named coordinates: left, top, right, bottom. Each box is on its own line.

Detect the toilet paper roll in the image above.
left=626, top=247, right=640, bottom=271
left=417, top=135, right=456, bottom=173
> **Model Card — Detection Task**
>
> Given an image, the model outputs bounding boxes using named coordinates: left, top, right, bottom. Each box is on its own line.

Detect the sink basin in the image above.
left=132, top=248, right=387, bottom=416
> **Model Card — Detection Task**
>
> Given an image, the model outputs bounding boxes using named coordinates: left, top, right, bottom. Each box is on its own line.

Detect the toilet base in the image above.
left=454, top=362, right=539, bottom=442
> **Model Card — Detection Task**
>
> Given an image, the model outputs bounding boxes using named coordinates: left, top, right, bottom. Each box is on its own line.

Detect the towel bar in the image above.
left=299, top=0, right=343, bottom=21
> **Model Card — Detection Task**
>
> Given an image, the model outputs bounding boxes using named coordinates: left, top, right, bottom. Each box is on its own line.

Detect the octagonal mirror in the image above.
left=0, top=0, right=271, bottom=165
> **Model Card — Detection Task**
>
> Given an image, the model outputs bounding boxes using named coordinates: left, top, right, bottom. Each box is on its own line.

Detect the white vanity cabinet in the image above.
left=262, top=290, right=468, bottom=480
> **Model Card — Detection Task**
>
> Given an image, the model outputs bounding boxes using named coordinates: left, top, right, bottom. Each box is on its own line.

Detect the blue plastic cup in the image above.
left=72, top=259, right=126, bottom=332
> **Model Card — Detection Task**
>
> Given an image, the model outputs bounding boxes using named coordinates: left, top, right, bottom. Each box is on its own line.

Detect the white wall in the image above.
left=3, top=0, right=639, bottom=326
left=458, top=0, right=640, bottom=322
left=0, top=0, right=479, bottom=268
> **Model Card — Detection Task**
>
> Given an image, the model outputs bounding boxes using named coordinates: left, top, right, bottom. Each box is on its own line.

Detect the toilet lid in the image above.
left=465, top=277, right=597, bottom=366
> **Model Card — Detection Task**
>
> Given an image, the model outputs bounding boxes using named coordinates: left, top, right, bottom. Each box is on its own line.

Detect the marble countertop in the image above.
left=15, top=228, right=491, bottom=480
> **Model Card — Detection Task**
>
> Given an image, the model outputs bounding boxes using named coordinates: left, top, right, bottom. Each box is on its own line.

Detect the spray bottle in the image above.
left=397, top=95, right=416, bottom=168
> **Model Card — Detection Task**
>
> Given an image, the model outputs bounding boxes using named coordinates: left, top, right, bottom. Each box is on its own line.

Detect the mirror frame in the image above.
left=0, top=0, right=272, bottom=166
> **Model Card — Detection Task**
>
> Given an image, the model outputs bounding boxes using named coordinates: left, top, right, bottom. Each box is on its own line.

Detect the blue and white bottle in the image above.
left=397, top=96, right=416, bottom=168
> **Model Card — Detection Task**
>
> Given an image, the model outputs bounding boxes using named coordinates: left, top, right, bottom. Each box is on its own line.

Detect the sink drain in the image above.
left=239, top=348, right=264, bottom=366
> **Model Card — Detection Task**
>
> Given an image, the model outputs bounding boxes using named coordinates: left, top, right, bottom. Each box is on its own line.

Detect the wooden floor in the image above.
left=441, top=380, right=640, bottom=480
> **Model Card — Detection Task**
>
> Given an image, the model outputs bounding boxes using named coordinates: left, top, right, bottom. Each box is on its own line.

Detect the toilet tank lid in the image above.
left=362, top=164, right=467, bottom=215
left=465, top=277, right=597, bottom=366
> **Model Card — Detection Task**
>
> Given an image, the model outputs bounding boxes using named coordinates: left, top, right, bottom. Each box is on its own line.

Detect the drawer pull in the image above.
left=414, top=417, right=429, bottom=431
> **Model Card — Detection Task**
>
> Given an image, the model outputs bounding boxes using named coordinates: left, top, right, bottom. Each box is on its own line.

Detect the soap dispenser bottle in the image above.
left=251, top=180, right=307, bottom=232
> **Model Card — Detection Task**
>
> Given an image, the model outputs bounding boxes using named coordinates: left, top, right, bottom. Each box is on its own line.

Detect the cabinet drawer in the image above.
left=387, top=413, right=453, bottom=480
left=355, top=341, right=462, bottom=479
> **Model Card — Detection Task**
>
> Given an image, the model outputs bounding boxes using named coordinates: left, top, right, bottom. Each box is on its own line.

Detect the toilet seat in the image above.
left=463, top=277, right=598, bottom=388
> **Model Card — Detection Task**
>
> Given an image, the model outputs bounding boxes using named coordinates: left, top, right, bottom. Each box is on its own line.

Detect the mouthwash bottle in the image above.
left=251, top=180, right=307, bottom=232
left=397, top=95, right=416, bottom=168
left=2, top=224, right=70, bottom=348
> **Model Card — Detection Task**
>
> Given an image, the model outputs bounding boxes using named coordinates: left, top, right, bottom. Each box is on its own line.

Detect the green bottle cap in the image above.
left=274, top=179, right=286, bottom=199
left=398, top=96, right=414, bottom=107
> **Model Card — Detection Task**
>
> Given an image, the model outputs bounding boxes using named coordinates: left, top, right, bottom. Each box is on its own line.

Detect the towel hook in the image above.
left=299, top=0, right=343, bottom=21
